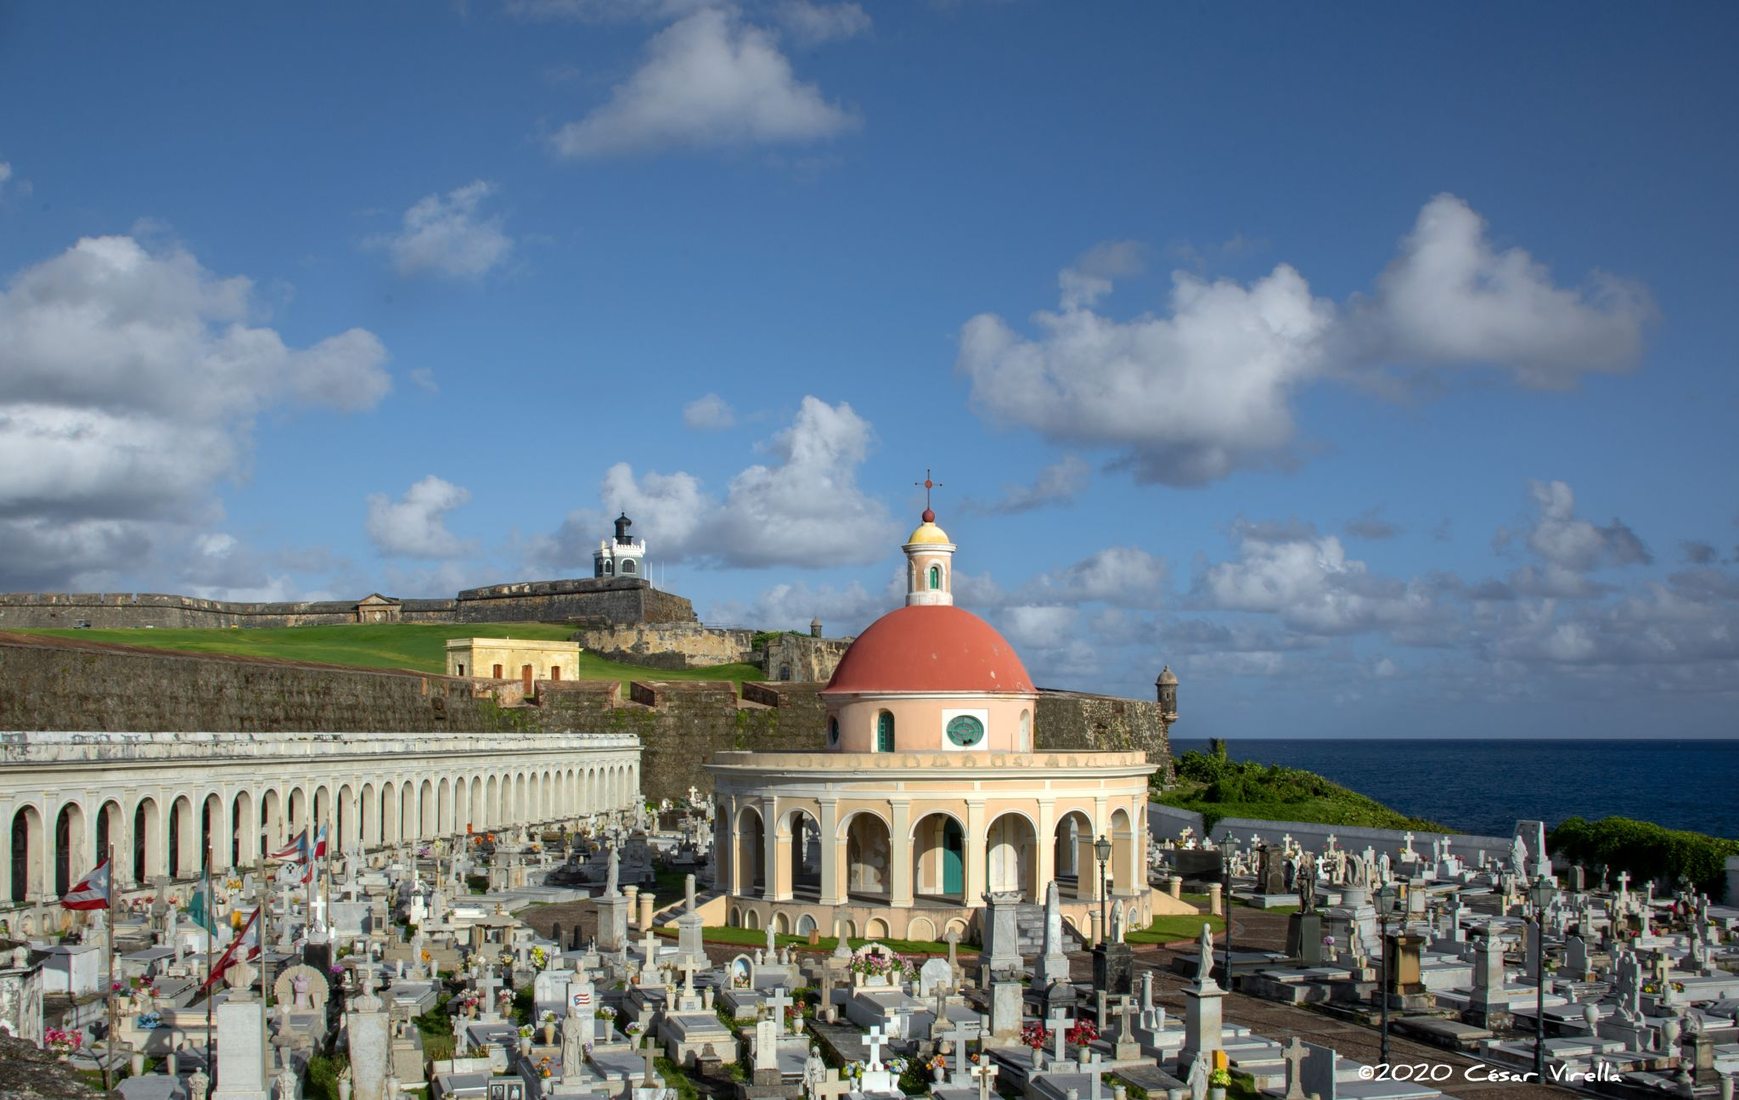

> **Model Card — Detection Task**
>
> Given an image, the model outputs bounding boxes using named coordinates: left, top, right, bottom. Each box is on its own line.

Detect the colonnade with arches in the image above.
left=707, top=750, right=1156, bottom=940
left=1, top=730, right=641, bottom=904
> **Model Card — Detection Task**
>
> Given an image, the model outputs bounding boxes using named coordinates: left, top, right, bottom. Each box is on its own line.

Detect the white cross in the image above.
left=862, top=1025, right=887, bottom=1070
left=766, top=987, right=793, bottom=1032
left=971, top=1061, right=1000, bottom=1100
left=1047, top=1009, right=1070, bottom=1061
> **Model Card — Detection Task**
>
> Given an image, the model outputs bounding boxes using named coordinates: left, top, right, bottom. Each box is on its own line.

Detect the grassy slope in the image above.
left=14, top=623, right=764, bottom=689
left=1156, top=748, right=1448, bottom=832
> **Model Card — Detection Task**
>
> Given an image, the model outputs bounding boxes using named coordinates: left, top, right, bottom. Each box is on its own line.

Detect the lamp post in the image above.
left=1220, top=835, right=1235, bottom=986
left=1528, top=874, right=1553, bottom=1081
left=1375, top=881, right=1397, bottom=1066
left=1094, top=834, right=1112, bottom=945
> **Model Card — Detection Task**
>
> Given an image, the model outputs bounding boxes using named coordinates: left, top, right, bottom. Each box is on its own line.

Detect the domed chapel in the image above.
left=706, top=501, right=1184, bottom=942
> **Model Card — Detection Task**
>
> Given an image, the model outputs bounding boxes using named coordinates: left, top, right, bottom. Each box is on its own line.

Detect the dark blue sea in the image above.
left=1169, top=738, right=1739, bottom=841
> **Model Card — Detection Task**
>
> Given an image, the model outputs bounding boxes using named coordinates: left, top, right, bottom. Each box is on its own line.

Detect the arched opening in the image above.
left=844, top=812, right=891, bottom=901
left=770, top=911, right=789, bottom=934
left=97, top=801, right=121, bottom=882
left=908, top=917, right=935, bottom=942
left=875, top=711, right=895, bottom=753
left=288, top=788, right=307, bottom=837
left=796, top=913, right=817, bottom=935
left=483, top=776, right=498, bottom=829
left=381, top=783, right=399, bottom=845
left=783, top=810, right=821, bottom=898
left=742, top=908, right=761, bottom=931
left=1018, top=709, right=1032, bottom=753
left=437, top=778, right=451, bottom=835
left=985, top=811, right=1038, bottom=899
left=169, top=795, right=195, bottom=878
left=911, top=811, right=966, bottom=903
left=54, top=803, right=87, bottom=898
left=419, top=780, right=436, bottom=839
left=929, top=564, right=941, bottom=590
left=201, top=793, right=223, bottom=872
left=259, top=789, right=281, bottom=858
left=10, top=806, right=41, bottom=902
left=337, top=785, right=355, bottom=853
left=231, top=791, right=253, bottom=868
left=1110, top=806, right=1135, bottom=901
left=1053, top=810, right=1095, bottom=900
left=133, top=798, right=162, bottom=883
left=865, top=917, right=889, bottom=939
left=313, top=786, right=331, bottom=843
left=735, top=807, right=765, bottom=896
left=621, top=559, right=637, bottom=575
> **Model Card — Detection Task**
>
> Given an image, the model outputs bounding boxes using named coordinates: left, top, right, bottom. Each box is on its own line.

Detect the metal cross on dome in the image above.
left=915, top=469, right=943, bottom=509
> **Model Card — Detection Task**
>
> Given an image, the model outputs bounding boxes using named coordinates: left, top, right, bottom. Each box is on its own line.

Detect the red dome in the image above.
left=823, top=605, right=1034, bottom=695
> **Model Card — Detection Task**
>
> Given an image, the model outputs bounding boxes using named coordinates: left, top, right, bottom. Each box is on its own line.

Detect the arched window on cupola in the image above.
left=929, top=564, right=941, bottom=590
left=621, top=559, right=637, bottom=574
left=876, top=712, right=895, bottom=753
left=603, top=559, right=614, bottom=575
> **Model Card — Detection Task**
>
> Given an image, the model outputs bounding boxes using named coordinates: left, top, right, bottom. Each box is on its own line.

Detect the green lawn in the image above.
left=1125, top=913, right=1224, bottom=944
left=17, top=622, right=765, bottom=689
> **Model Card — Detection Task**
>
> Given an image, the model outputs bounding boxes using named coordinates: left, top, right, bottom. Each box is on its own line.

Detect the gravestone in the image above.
left=1035, top=883, right=1071, bottom=988
left=919, top=958, right=953, bottom=998
left=981, top=892, right=1025, bottom=984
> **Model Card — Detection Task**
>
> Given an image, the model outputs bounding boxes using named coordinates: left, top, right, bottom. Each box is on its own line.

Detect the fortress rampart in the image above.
left=0, top=634, right=1170, bottom=804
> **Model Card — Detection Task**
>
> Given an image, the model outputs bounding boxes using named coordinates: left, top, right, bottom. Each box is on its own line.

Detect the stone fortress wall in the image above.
left=0, top=633, right=1171, bottom=806
left=0, top=576, right=696, bottom=631
left=569, top=622, right=852, bottom=679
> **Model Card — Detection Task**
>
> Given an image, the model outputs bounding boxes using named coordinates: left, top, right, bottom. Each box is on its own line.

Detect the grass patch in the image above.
left=656, top=1057, right=703, bottom=1100
left=18, top=622, right=765, bottom=691
left=697, top=926, right=975, bottom=956
left=1155, top=742, right=1446, bottom=833
left=414, top=992, right=457, bottom=1064
left=1125, top=913, right=1223, bottom=944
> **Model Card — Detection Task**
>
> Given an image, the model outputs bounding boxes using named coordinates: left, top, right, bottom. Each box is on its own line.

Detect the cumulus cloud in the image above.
left=776, top=0, right=870, bottom=44
left=1347, top=195, right=1655, bottom=389
left=1020, top=546, right=1168, bottom=608
left=532, top=396, right=896, bottom=570
left=1197, top=522, right=1437, bottom=635
left=1681, top=541, right=1719, bottom=565
left=365, top=476, right=476, bottom=559
left=963, top=454, right=1089, bottom=515
left=959, top=195, right=1653, bottom=487
left=0, top=234, right=390, bottom=589
left=549, top=8, right=857, bottom=157
left=682, top=392, right=736, bottom=429
left=1516, top=479, right=1652, bottom=572
left=370, top=181, right=512, bottom=279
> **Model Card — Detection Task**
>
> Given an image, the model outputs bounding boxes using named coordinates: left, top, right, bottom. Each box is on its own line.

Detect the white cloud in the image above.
left=965, top=454, right=1089, bottom=515
left=960, top=196, right=1652, bottom=486
left=1519, top=479, right=1651, bottom=572
left=371, top=181, right=512, bottom=279
left=533, top=396, right=894, bottom=571
left=709, top=578, right=886, bottom=635
left=1021, top=546, right=1168, bottom=608
left=682, top=392, right=736, bottom=429
left=549, top=8, right=857, bottom=158
left=775, top=1, right=871, bottom=45
left=0, top=234, right=389, bottom=589
left=1349, top=195, right=1655, bottom=389
left=365, top=476, right=475, bottom=559
left=1198, top=522, right=1436, bottom=635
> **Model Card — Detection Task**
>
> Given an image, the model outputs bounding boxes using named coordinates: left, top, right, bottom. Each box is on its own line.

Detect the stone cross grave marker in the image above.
left=766, top=987, right=793, bottom=1034
left=810, top=1068, right=852, bottom=1100
left=862, top=1025, right=887, bottom=1071
left=971, top=1062, right=999, bottom=1100
left=1282, top=1037, right=1308, bottom=1100
left=1047, top=1008, right=1071, bottom=1062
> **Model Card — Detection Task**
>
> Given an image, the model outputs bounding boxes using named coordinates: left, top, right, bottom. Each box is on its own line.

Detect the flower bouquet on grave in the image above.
left=496, top=989, right=514, bottom=1011
left=845, top=1061, right=865, bottom=1082
left=138, top=1012, right=163, bottom=1031
left=596, top=1006, right=617, bottom=1021
left=1019, top=1021, right=1051, bottom=1050
left=849, top=948, right=913, bottom=981
left=531, top=946, right=548, bottom=968
left=519, top=1024, right=535, bottom=1040
left=1065, top=1019, right=1099, bottom=1047
left=45, top=1028, right=83, bottom=1057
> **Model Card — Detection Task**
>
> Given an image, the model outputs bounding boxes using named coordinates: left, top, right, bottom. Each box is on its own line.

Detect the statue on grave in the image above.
left=1196, top=923, right=1215, bottom=986
left=1186, top=1051, right=1210, bottom=1100
left=605, top=845, right=620, bottom=896
left=1510, top=834, right=1528, bottom=877
left=1298, top=852, right=1317, bottom=911
left=804, top=1044, right=826, bottom=1094
left=562, top=1013, right=586, bottom=1080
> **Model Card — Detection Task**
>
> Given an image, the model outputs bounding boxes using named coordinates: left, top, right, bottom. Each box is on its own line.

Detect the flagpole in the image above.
left=102, top=844, right=115, bottom=1093
left=258, top=854, right=270, bottom=1087
left=203, top=841, right=213, bottom=1079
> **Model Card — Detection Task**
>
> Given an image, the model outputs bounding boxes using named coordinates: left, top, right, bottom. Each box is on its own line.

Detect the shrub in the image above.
left=1547, top=816, right=1738, bottom=902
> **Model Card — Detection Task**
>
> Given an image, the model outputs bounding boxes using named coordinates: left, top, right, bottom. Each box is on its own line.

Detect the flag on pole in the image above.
left=187, top=872, right=219, bottom=936
left=270, top=830, right=308, bottom=862
left=60, top=857, right=111, bottom=911
left=199, top=907, right=260, bottom=993
left=311, top=823, right=330, bottom=860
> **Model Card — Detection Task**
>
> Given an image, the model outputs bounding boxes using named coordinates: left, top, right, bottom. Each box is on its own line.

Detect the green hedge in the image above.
left=1156, top=746, right=1446, bottom=833
left=1546, top=816, right=1737, bottom=902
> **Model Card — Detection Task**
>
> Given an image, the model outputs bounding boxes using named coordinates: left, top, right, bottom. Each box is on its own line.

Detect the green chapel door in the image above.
left=942, top=820, right=964, bottom=896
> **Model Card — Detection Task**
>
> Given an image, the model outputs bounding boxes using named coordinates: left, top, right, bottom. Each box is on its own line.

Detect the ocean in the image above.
left=1168, top=738, right=1739, bottom=841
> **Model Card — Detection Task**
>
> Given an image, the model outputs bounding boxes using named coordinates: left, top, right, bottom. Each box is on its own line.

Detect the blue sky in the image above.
left=2, top=2, right=1736, bottom=739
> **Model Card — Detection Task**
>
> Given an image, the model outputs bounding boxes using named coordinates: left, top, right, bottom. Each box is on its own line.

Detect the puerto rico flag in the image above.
left=270, top=830, right=308, bottom=862
left=200, top=907, right=261, bottom=993
left=60, top=857, right=111, bottom=911
left=311, top=824, right=330, bottom=860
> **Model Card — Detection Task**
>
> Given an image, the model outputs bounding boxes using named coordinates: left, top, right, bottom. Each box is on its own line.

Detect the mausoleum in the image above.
left=707, top=506, right=1187, bottom=942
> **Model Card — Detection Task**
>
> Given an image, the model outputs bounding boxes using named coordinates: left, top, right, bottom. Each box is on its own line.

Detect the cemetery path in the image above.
left=1123, top=907, right=1582, bottom=1100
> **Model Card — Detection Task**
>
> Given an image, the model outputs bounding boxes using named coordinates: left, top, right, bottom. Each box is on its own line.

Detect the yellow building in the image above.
left=445, top=638, right=582, bottom=689
left=708, top=507, right=1185, bottom=943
